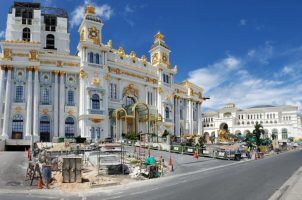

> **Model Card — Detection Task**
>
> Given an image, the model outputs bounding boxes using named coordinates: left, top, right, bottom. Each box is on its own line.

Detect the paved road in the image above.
left=0, top=151, right=29, bottom=189
left=1, top=150, right=301, bottom=200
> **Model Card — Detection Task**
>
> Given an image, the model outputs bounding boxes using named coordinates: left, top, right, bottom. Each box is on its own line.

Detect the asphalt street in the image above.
left=0, top=150, right=301, bottom=200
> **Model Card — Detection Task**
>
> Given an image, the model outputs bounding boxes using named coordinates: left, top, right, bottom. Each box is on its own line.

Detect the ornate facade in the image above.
left=202, top=103, right=302, bottom=142
left=0, top=2, right=204, bottom=143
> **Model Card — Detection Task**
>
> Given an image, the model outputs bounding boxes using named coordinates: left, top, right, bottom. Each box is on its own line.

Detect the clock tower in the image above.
left=78, top=5, right=103, bottom=45
left=149, top=32, right=171, bottom=68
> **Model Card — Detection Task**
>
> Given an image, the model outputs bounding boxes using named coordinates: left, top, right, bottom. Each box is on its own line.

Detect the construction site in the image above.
left=24, top=138, right=171, bottom=192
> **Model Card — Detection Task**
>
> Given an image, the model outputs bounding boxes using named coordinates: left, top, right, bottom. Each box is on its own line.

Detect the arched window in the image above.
left=40, top=116, right=50, bottom=142
left=65, top=117, right=75, bottom=138
left=46, top=34, right=55, bottom=49
left=95, top=53, right=100, bottom=64
left=91, top=94, right=100, bottom=110
left=22, top=28, right=31, bottom=42
left=282, top=128, right=288, bottom=140
left=67, top=90, right=74, bottom=106
left=41, top=88, right=50, bottom=105
left=12, top=114, right=23, bottom=139
left=89, top=52, right=94, bottom=63
left=165, top=107, right=170, bottom=119
left=15, top=85, right=24, bottom=102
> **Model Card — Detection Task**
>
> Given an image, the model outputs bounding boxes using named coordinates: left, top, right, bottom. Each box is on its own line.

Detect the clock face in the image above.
left=91, top=31, right=97, bottom=37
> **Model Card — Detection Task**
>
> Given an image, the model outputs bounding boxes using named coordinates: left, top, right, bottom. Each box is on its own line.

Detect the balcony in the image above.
left=88, top=109, right=105, bottom=115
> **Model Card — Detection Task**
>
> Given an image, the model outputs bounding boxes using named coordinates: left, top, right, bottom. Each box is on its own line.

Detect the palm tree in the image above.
left=253, top=122, right=265, bottom=147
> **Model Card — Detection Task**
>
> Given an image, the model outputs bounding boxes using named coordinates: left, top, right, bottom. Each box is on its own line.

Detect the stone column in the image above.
left=0, top=67, right=5, bottom=132
left=1, top=66, right=12, bottom=139
left=32, top=67, right=40, bottom=140
left=197, top=102, right=202, bottom=135
left=53, top=71, right=59, bottom=139
left=25, top=67, right=33, bottom=139
left=59, top=72, right=65, bottom=138
left=79, top=71, right=86, bottom=138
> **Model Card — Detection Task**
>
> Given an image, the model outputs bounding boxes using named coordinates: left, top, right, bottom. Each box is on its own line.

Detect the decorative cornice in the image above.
left=108, top=66, right=157, bottom=84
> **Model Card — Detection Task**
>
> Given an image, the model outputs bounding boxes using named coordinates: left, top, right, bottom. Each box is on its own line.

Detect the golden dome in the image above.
left=154, top=31, right=164, bottom=41
left=86, top=5, right=96, bottom=14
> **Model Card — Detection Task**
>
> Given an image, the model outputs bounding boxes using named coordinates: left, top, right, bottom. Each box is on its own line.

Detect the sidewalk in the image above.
left=269, top=165, right=302, bottom=200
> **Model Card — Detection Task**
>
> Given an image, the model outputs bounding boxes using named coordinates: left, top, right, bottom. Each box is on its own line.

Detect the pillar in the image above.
left=59, top=71, right=65, bottom=137
left=32, top=67, right=40, bottom=140
left=1, top=66, right=12, bottom=139
left=0, top=67, right=5, bottom=132
left=25, top=67, right=33, bottom=139
left=53, top=71, right=59, bottom=139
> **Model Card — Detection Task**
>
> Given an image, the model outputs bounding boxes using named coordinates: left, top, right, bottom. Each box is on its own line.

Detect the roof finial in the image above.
left=85, top=5, right=96, bottom=14
left=154, top=31, right=164, bottom=41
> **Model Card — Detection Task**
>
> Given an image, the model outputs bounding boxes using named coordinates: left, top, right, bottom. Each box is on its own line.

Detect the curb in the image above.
left=269, top=165, right=302, bottom=200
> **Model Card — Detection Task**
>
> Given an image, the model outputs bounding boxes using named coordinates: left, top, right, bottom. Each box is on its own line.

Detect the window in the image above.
left=40, top=116, right=50, bottom=142
left=147, top=91, right=153, bottom=105
left=65, top=117, right=75, bottom=138
left=12, top=114, right=23, bottom=139
left=162, top=74, right=170, bottom=84
left=89, top=52, right=94, bottom=63
left=41, top=88, right=50, bottom=105
left=45, top=15, right=56, bottom=31
left=193, top=109, right=197, bottom=121
left=110, top=83, right=117, bottom=100
left=67, top=90, right=74, bottom=106
left=46, top=34, right=55, bottom=49
left=21, top=9, right=33, bottom=25
left=165, top=107, right=170, bottom=119
left=180, top=109, right=183, bottom=120
left=22, top=28, right=31, bottom=42
left=95, top=54, right=100, bottom=64
left=90, top=127, right=101, bottom=140
left=282, top=129, right=288, bottom=140
left=15, top=85, right=23, bottom=102
left=91, top=94, right=100, bottom=110
left=125, top=96, right=135, bottom=106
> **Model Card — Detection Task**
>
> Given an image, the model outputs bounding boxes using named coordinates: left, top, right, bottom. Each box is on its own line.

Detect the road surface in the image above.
left=0, top=150, right=301, bottom=200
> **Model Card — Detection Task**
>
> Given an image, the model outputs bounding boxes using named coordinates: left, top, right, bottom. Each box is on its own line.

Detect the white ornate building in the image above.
left=0, top=2, right=204, bottom=144
left=202, top=103, right=302, bottom=142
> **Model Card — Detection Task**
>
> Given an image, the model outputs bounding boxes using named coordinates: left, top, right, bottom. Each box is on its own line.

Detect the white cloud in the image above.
left=187, top=43, right=302, bottom=112
left=70, top=0, right=113, bottom=28
left=188, top=56, right=241, bottom=92
left=0, top=30, right=5, bottom=39
left=239, top=19, right=247, bottom=26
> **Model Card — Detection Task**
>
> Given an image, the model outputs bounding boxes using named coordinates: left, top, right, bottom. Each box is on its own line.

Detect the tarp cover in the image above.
left=145, top=156, right=156, bottom=166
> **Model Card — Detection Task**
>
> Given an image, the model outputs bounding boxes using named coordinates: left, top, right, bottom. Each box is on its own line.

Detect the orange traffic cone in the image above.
left=37, top=178, right=43, bottom=189
left=194, top=150, right=198, bottom=160
left=168, top=154, right=173, bottom=166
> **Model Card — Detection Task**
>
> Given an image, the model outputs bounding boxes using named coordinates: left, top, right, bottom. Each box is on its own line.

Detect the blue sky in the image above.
left=0, top=0, right=302, bottom=111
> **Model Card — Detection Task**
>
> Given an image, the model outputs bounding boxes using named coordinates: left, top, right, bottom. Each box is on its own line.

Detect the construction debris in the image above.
left=25, top=141, right=169, bottom=192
